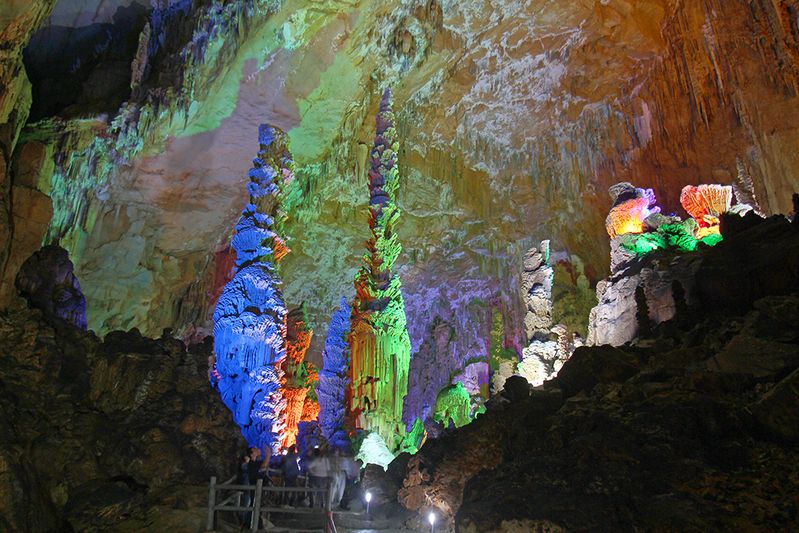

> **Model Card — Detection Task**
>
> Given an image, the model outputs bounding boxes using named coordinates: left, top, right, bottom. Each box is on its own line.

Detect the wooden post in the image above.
left=325, top=480, right=337, bottom=533
left=325, top=480, right=332, bottom=513
left=250, top=478, right=263, bottom=532
left=206, top=476, right=216, bottom=531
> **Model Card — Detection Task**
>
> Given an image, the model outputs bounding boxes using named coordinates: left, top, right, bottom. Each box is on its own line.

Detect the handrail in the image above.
left=207, top=475, right=336, bottom=532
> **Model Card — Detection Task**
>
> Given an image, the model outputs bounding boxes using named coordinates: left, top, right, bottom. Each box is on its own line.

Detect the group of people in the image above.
left=236, top=443, right=362, bottom=512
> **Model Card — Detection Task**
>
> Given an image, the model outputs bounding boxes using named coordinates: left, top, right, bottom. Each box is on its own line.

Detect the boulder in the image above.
left=751, top=368, right=799, bottom=443
left=502, top=375, right=531, bottom=402
left=556, top=345, right=642, bottom=398
left=15, top=244, right=87, bottom=329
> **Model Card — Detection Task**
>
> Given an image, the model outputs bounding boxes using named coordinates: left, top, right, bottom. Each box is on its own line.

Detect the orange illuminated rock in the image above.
left=680, top=184, right=733, bottom=229
left=280, top=304, right=315, bottom=449
left=301, top=397, right=320, bottom=422
left=281, top=387, right=308, bottom=449
left=273, top=236, right=291, bottom=263
left=606, top=196, right=652, bottom=238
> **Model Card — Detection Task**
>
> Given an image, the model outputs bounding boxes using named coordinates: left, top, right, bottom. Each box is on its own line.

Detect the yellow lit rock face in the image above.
left=2, top=0, right=799, bottom=363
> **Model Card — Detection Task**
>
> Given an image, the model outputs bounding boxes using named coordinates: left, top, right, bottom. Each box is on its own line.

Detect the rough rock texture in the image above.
left=520, top=241, right=553, bottom=341
left=517, top=242, right=578, bottom=387
left=589, top=211, right=799, bottom=346
left=211, top=124, right=291, bottom=453
left=317, top=296, right=352, bottom=450
left=0, top=302, right=241, bottom=532
left=0, top=0, right=56, bottom=301
left=281, top=303, right=315, bottom=449
left=1, top=0, right=796, bottom=378
left=397, top=215, right=799, bottom=531
left=348, top=89, right=412, bottom=452
left=587, top=252, right=701, bottom=346
left=15, top=244, right=87, bottom=329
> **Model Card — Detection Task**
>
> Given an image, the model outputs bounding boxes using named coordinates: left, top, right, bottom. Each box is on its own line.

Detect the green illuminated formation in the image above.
left=433, top=382, right=472, bottom=429
left=489, top=308, right=518, bottom=392
left=619, top=218, right=724, bottom=256
left=349, top=88, right=412, bottom=453
left=399, top=417, right=426, bottom=454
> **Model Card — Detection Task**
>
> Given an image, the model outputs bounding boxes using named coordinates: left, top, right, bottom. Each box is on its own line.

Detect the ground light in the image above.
left=428, top=510, right=437, bottom=533
left=365, top=491, right=372, bottom=516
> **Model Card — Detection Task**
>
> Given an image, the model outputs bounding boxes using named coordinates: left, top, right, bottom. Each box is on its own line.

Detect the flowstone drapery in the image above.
left=349, top=89, right=412, bottom=452
left=211, top=125, right=293, bottom=453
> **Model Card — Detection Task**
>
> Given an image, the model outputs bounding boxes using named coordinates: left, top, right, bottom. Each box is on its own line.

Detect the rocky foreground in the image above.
left=392, top=214, right=799, bottom=532
left=0, top=302, right=241, bottom=532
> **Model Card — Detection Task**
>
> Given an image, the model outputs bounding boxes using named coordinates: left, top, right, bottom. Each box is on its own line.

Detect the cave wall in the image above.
left=1, top=0, right=798, bottom=369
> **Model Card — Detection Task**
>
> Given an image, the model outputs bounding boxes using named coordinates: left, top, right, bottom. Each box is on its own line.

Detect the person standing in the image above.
left=328, top=449, right=347, bottom=510
left=281, top=445, right=301, bottom=506
left=306, top=448, right=330, bottom=508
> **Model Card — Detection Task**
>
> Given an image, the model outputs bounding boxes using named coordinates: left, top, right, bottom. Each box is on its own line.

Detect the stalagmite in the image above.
left=517, top=242, right=575, bottom=387
left=349, top=89, right=412, bottom=452
left=211, top=125, right=294, bottom=453
left=318, top=297, right=352, bottom=451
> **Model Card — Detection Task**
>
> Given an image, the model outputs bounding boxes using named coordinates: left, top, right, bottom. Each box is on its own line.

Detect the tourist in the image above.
left=328, top=449, right=348, bottom=510
left=237, top=448, right=260, bottom=525
left=306, top=448, right=330, bottom=508
left=340, top=452, right=361, bottom=510
left=282, top=445, right=301, bottom=506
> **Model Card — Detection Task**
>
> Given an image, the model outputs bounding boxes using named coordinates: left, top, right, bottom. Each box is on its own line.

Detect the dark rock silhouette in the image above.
left=15, top=244, right=87, bottom=329
left=0, top=302, right=241, bottom=531
left=397, top=210, right=799, bottom=531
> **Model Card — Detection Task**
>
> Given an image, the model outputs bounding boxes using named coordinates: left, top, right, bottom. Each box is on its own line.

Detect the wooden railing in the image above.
left=206, top=475, right=334, bottom=532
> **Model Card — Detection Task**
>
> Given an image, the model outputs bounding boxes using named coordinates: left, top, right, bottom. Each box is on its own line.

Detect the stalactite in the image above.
left=349, top=88, right=412, bottom=453
left=211, top=125, right=294, bottom=453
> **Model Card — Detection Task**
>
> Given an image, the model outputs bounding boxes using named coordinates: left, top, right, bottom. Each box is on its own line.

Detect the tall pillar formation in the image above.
left=211, top=125, right=294, bottom=453
left=349, top=89, right=412, bottom=452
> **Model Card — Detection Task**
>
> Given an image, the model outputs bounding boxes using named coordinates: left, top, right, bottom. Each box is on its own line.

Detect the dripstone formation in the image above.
left=349, top=88, right=412, bottom=452
left=397, top=205, right=799, bottom=531
left=211, top=125, right=292, bottom=453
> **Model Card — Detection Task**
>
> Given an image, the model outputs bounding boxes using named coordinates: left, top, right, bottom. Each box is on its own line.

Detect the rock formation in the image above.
left=605, top=183, right=661, bottom=239
left=403, top=316, right=461, bottom=430
left=520, top=241, right=553, bottom=340
left=0, top=302, right=240, bottom=532
left=349, top=88, right=412, bottom=452
left=0, top=2, right=797, bottom=392
left=211, top=125, right=292, bottom=453
left=15, top=244, right=87, bottom=329
left=398, top=211, right=799, bottom=531
left=433, top=382, right=472, bottom=429
left=0, top=0, right=56, bottom=307
left=590, top=182, right=756, bottom=346
left=317, top=297, right=352, bottom=451
left=516, top=242, right=578, bottom=387
left=280, top=303, right=314, bottom=449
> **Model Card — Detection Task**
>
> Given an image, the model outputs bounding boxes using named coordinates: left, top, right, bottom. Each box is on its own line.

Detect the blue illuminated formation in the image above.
left=317, top=297, right=352, bottom=450
left=212, top=125, right=292, bottom=453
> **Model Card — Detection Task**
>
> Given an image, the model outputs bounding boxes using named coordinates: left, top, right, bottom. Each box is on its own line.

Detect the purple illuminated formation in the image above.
left=16, top=244, right=87, bottom=330
left=317, top=297, right=352, bottom=450
left=211, top=125, right=292, bottom=453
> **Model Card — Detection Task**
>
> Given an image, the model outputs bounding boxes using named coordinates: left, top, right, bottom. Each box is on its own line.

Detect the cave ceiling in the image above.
left=4, top=0, right=799, bottom=358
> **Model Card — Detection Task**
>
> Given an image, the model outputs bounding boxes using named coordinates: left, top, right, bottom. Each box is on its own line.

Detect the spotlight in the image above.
left=365, top=491, right=372, bottom=516
left=428, top=510, right=437, bottom=532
